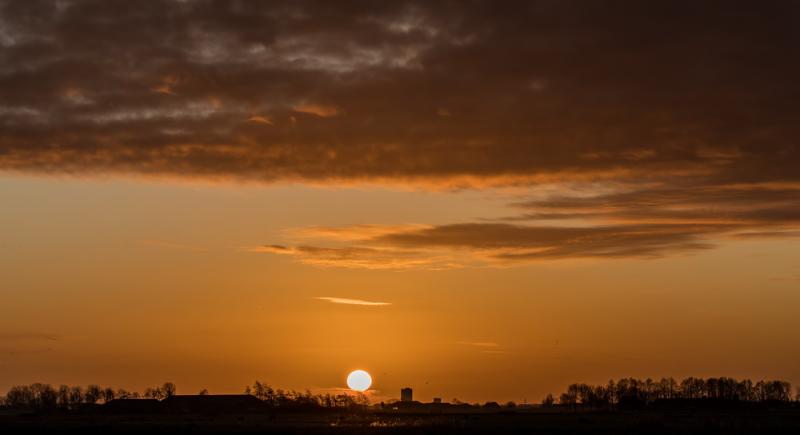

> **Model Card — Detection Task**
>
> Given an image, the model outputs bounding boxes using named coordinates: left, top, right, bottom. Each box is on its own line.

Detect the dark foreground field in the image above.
left=2, top=408, right=800, bottom=434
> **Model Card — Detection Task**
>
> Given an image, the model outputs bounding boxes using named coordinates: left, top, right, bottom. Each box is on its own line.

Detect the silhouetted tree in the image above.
left=69, top=386, right=83, bottom=407
left=5, top=384, right=57, bottom=410
left=355, top=392, right=370, bottom=407
left=322, top=393, right=333, bottom=408
left=680, top=377, right=705, bottom=399
left=542, top=393, right=555, bottom=407
left=546, top=376, right=794, bottom=409
left=102, top=387, right=115, bottom=403
left=559, top=384, right=578, bottom=409
left=162, top=382, right=177, bottom=398
left=658, top=377, right=678, bottom=399
left=34, top=383, right=57, bottom=409
left=57, top=385, right=70, bottom=409
left=5, top=385, right=33, bottom=408
left=739, top=379, right=755, bottom=402
left=143, top=387, right=165, bottom=400
left=605, top=380, right=617, bottom=408
left=252, top=381, right=267, bottom=400
left=84, top=385, right=102, bottom=404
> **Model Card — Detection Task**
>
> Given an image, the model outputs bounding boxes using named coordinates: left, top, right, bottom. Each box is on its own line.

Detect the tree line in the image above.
left=0, top=382, right=177, bottom=410
left=244, top=380, right=369, bottom=410
left=4, top=377, right=797, bottom=412
left=0, top=380, right=368, bottom=411
left=543, top=377, right=797, bottom=409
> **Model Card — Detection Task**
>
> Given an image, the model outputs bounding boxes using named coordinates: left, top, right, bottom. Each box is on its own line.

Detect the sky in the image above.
left=1, top=0, right=799, bottom=403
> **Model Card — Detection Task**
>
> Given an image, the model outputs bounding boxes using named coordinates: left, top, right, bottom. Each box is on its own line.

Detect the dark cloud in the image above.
left=0, top=0, right=798, bottom=186
left=378, top=223, right=720, bottom=259
left=512, top=184, right=800, bottom=225
left=3, top=1, right=799, bottom=266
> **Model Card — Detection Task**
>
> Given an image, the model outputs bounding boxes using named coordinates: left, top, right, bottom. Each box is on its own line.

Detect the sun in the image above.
left=346, top=369, right=372, bottom=392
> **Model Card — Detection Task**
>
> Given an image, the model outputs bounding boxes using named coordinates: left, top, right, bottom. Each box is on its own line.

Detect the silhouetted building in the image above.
left=162, top=394, right=266, bottom=414
left=104, top=399, right=162, bottom=414
left=401, top=387, right=413, bottom=402
left=433, top=398, right=442, bottom=404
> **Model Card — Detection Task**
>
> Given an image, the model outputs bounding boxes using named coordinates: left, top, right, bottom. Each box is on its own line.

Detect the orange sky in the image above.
left=1, top=176, right=798, bottom=403
left=1, top=1, right=799, bottom=403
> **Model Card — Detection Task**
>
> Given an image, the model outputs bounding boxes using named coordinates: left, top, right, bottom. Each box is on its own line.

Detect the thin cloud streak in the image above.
left=250, top=244, right=463, bottom=270
left=0, top=333, right=61, bottom=342
left=315, top=297, right=392, bottom=307
left=456, top=341, right=500, bottom=348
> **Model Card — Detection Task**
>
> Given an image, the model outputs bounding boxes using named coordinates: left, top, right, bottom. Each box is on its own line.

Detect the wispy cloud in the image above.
left=250, top=244, right=462, bottom=270
left=0, top=333, right=60, bottom=357
left=456, top=341, right=510, bottom=355
left=0, top=333, right=60, bottom=342
left=315, top=297, right=391, bottom=307
left=456, top=341, right=500, bottom=348
left=292, top=103, right=341, bottom=118
left=768, top=274, right=800, bottom=282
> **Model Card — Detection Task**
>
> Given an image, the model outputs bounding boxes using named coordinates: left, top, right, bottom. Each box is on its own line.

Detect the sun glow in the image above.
left=346, top=369, right=372, bottom=392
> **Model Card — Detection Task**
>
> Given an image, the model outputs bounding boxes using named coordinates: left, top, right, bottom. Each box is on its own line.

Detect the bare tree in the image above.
left=57, top=385, right=70, bottom=409
left=69, top=386, right=83, bottom=407
left=4, top=385, right=33, bottom=408
left=252, top=381, right=266, bottom=400
left=559, top=384, right=578, bottom=409
left=162, top=382, right=177, bottom=398
left=549, top=376, right=794, bottom=408
left=143, top=387, right=165, bottom=400
left=102, top=387, right=116, bottom=403
left=84, top=385, right=102, bottom=404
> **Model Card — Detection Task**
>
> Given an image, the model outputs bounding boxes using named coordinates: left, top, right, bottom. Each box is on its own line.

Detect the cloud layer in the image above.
left=255, top=182, right=799, bottom=268
left=0, top=1, right=798, bottom=187
left=3, top=1, right=798, bottom=266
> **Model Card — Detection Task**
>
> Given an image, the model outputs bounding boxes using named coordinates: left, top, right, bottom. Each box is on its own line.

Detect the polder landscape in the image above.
left=2, top=378, right=799, bottom=433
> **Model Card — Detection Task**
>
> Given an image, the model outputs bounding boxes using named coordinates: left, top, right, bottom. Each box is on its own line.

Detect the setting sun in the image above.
left=346, top=370, right=372, bottom=392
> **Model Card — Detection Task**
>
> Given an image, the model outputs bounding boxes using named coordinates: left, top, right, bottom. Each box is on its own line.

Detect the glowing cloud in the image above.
left=314, top=297, right=392, bottom=306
